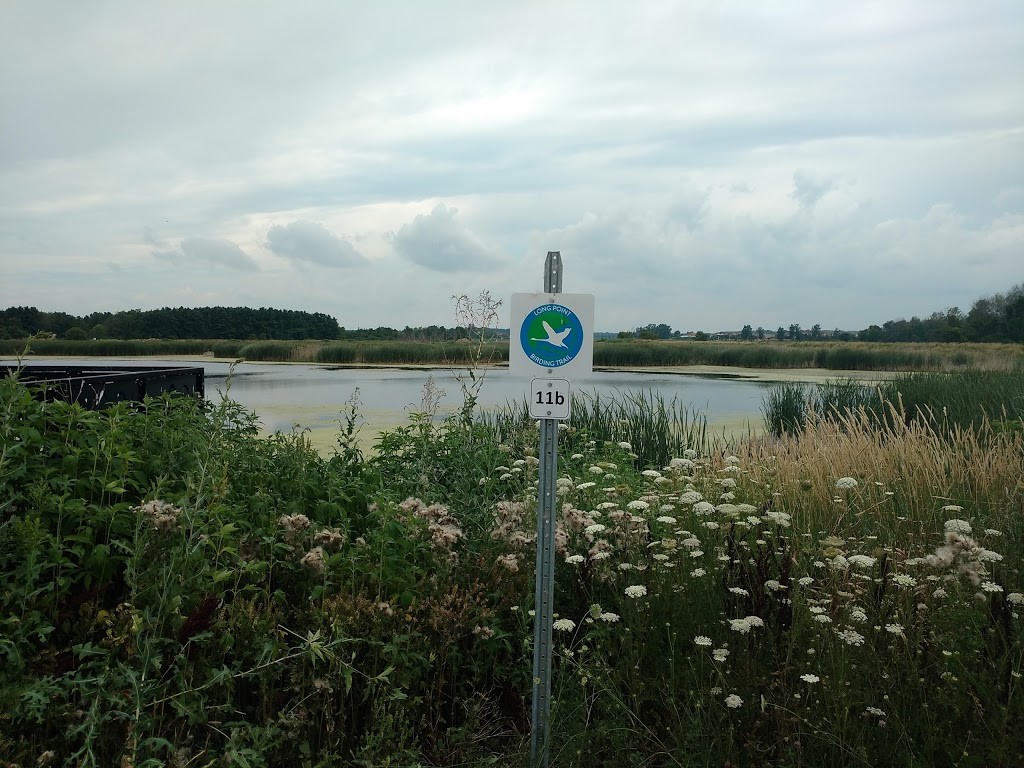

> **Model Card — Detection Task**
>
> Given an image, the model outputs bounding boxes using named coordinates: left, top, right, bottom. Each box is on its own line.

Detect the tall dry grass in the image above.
left=740, top=402, right=1024, bottom=544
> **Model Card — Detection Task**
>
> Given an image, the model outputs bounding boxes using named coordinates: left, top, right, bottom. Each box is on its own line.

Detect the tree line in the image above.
left=0, top=305, right=499, bottom=343
left=621, top=283, right=1024, bottom=344
left=0, top=306, right=340, bottom=341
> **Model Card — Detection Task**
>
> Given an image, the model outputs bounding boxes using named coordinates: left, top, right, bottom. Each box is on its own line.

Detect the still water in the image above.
left=5, top=358, right=773, bottom=449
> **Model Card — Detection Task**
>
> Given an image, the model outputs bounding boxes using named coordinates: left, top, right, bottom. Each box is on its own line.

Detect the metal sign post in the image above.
left=510, top=252, right=593, bottom=767
left=531, top=251, right=561, bottom=767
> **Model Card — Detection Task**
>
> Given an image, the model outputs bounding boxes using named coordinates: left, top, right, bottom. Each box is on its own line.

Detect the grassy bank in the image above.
left=5, top=338, right=1022, bottom=372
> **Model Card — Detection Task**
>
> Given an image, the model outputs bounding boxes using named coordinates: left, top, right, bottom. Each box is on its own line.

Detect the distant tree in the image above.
left=740, top=324, right=753, bottom=341
left=694, top=331, right=709, bottom=341
left=64, top=327, right=87, bottom=340
left=635, top=323, right=673, bottom=340
left=788, top=324, right=803, bottom=341
left=776, top=326, right=786, bottom=341
left=756, top=326, right=765, bottom=340
left=810, top=323, right=822, bottom=340
left=90, top=323, right=109, bottom=339
left=617, top=330, right=635, bottom=339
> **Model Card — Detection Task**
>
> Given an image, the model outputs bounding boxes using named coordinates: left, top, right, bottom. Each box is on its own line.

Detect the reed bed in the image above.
left=5, top=337, right=1021, bottom=373
left=763, top=371, right=1024, bottom=437
left=594, top=340, right=1024, bottom=371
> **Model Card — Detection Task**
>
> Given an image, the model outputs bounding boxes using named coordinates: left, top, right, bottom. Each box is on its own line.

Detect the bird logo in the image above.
left=531, top=320, right=572, bottom=349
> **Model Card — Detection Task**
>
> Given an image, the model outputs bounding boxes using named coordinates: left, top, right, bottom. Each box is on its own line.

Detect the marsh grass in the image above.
left=6, top=337, right=1022, bottom=374
left=763, top=371, right=1024, bottom=437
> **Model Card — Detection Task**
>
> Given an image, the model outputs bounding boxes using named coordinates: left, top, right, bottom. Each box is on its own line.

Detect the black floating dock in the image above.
left=4, top=365, right=205, bottom=410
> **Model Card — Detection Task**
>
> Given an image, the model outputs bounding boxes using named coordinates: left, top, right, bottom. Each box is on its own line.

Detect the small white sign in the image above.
left=530, top=378, right=571, bottom=419
left=509, top=293, right=595, bottom=378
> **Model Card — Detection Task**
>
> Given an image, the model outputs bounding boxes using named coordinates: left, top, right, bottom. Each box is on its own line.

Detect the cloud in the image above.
left=392, top=203, right=501, bottom=272
left=166, top=237, right=258, bottom=270
left=266, top=220, right=365, bottom=267
left=791, top=172, right=837, bottom=209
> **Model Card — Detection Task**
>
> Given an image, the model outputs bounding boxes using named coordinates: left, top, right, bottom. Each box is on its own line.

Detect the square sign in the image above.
left=530, top=378, right=570, bottom=419
left=509, top=293, right=595, bottom=378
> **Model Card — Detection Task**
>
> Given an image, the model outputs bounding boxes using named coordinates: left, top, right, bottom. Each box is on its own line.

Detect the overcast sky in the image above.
left=1, top=1, right=1021, bottom=333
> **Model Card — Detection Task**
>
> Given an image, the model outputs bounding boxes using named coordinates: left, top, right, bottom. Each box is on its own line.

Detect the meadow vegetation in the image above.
left=2, top=353, right=1022, bottom=766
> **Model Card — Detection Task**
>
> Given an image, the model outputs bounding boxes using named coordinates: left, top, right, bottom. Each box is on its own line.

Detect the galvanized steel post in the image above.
left=531, top=251, right=562, bottom=767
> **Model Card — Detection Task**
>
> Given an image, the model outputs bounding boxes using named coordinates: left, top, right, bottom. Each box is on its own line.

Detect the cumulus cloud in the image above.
left=158, top=238, right=259, bottom=270
left=791, top=172, right=838, bottom=209
left=266, top=220, right=365, bottom=267
left=392, top=203, right=501, bottom=272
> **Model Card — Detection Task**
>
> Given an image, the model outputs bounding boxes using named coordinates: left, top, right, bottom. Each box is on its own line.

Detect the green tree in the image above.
left=740, top=324, right=753, bottom=341
left=63, top=327, right=87, bottom=340
left=810, top=324, right=822, bottom=340
left=756, top=326, right=765, bottom=340
left=776, top=327, right=786, bottom=341
left=788, top=324, right=803, bottom=341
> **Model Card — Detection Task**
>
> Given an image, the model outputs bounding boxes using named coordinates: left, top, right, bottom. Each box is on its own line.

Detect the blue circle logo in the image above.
left=520, top=304, right=584, bottom=368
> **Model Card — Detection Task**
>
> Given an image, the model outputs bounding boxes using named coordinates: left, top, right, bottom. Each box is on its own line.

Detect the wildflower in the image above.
left=564, top=554, right=585, bottom=565
left=728, top=587, right=749, bottom=597
left=865, top=707, right=886, bottom=717
left=553, top=618, right=576, bottom=632
left=474, top=625, right=496, bottom=639
left=313, top=528, right=345, bottom=551
left=800, top=674, right=820, bottom=683
left=36, top=751, right=57, bottom=767
left=584, top=523, right=607, bottom=535
left=625, top=585, right=648, bottom=599
left=656, top=515, right=677, bottom=524
left=641, top=469, right=662, bottom=478
left=835, top=477, right=858, bottom=490
left=679, top=490, right=703, bottom=504
left=713, top=648, right=729, bottom=662
left=617, top=441, right=632, bottom=450
left=814, top=615, right=832, bottom=624
left=850, top=608, right=868, bottom=623
left=626, top=500, right=650, bottom=512
left=693, top=501, right=716, bottom=516
left=728, top=616, right=764, bottom=634
left=589, top=466, right=604, bottom=475
left=497, top=554, right=521, bottom=571
left=932, top=587, right=948, bottom=598
left=703, top=521, right=720, bottom=530
left=681, top=537, right=702, bottom=549
left=576, top=481, right=597, bottom=490
left=571, top=453, right=584, bottom=460
left=724, top=694, right=743, bottom=709
left=941, top=504, right=964, bottom=512
left=694, top=635, right=712, bottom=647
left=691, top=568, right=706, bottom=577
left=591, top=551, right=611, bottom=561
left=765, top=510, right=792, bottom=527
left=984, top=528, right=1002, bottom=537
left=300, top=546, right=326, bottom=574
left=884, top=623, right=905, bottom=637
left=892, top=574, right=917, bottom=588
left=765, top=580, right=786, bottom=592
left=836, top=629, right=865, bottom=646
left=709, top=686, right=723, bottom=694
left=944, top=519, right=972, bottom=535
left=719, top=478, right=737, bottom=488
left=599, top=612, right=620, bottom=622
left=653, top=553, right=669, bottom=562
left=981, top=581, right=1003, bottom=593
left=725, top=455, right=740, bottom=465
left=798, top=576, right=814, bottom=586
left=140, top=499, right=184, bottom=530
left=848, top=554, right=877, bottom=569
left=1007, top=593, right=1024, bottom=606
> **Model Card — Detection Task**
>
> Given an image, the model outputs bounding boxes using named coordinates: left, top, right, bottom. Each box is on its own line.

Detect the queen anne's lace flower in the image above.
left=694, top=635, right=712, bottom=646
left=625, top=585, right=648, bottom=599
left=724, top=694, right=743, bottom=708
left=835, top=477, right=858, bottom=490
left=553, top=618, right=576, bottom=632
left=944, top=519, right=972, bottom=534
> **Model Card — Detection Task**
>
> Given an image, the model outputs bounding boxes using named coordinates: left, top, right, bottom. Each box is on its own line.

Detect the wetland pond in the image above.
left=6, top=358, right=788, bottom=452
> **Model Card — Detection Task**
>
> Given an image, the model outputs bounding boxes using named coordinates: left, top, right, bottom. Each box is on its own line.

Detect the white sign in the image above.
left=509, top=293, right=595, bottom=378
left=529, top=378, right=570, bottom=419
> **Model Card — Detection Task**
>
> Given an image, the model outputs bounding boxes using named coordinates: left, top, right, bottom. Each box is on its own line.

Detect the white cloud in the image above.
left=392, top=203, right=502, bottom=272
left=266, top=220, right=365, bottom=267
left=173, top=238, right=258, bottom=271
